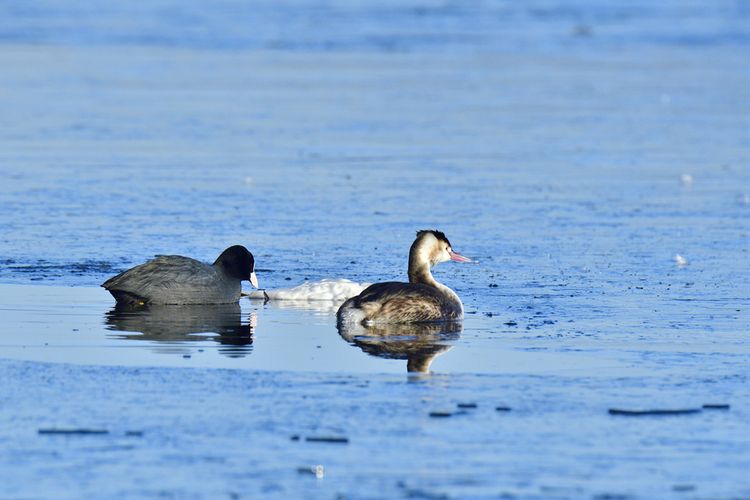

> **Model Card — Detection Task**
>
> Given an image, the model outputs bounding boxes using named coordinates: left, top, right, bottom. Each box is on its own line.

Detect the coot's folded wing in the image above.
left=102, top=256, right=214, bottom=298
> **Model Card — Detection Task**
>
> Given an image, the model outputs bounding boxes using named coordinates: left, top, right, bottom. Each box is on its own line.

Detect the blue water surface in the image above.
left=0, top=1, right=749, bottom=498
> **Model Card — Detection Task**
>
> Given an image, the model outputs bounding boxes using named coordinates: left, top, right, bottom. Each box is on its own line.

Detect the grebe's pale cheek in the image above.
left=438, top=247, right=453, bottom=264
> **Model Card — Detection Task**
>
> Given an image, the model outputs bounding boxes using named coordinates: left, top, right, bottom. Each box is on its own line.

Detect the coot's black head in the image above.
left=214, top=245, right=259, bottom=288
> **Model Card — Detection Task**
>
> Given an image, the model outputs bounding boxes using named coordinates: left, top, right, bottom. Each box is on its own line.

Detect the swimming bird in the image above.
left=244, top=278, right=369, bottom=303
left=102, top=245, right=258, bottom=305
left=337, top=230, right=470, bottom=324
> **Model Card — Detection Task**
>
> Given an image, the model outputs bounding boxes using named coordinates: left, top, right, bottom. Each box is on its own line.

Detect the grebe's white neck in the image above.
left=408, top=236, right=439, bottom=286
left=408, top=263, right=439, bottom=287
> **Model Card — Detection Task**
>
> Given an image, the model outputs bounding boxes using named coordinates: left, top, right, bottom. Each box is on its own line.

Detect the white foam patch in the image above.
left=245, top=279, right=369, bottom=302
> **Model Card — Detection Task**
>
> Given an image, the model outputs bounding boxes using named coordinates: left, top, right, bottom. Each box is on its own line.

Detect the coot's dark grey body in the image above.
left=102, top=245, right=257, bottom=305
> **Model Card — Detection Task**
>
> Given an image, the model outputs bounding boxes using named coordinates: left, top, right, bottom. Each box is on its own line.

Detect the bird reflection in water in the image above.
left=337, top=321, right=462, bottom=373
left=105, top=303, right=255, bottom=358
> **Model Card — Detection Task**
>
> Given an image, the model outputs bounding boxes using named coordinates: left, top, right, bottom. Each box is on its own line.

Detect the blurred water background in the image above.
left=0, top=1, right=749, bottom=498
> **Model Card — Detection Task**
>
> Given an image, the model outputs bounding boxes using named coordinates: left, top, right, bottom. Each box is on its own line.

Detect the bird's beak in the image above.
left=249, top=271, right=259, bottom=288
left=449, top=251, right=472, bottom=263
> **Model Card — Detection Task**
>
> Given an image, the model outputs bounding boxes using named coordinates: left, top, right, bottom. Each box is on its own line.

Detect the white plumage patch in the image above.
left=245, top=279, right=369, bottom=302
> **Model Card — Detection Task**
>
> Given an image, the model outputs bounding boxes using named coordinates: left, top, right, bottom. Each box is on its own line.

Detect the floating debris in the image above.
left=680, top=173, right=694, bottom=186
left=305, top=436, right=349, bottom=444
left=675, top=254, right=689, bottom=267
left=429, top=411, right=453, bottom=418
left=608, top=408, right=701, bottom=416
left=457, top=403, right=477, bottom=409
left=495, top=406, right=512, bottom=412
left=572, top=24, right=592, bottom=37
left=592, top=492, right=630, bottom=500
left=38, top=428, right=109, bottom=435
left=297, top=465, right=325, bottom=479
left=399, top=484, right=449, bottom=500
left=702, top=404, right=730, bottom=410
left=672, top=484, right=696, bottom=492
left=125, top=430, right=144, bottom=437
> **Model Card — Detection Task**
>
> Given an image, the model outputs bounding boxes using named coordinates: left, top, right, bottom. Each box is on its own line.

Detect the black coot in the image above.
left=102, top=245, right=258, bottom=305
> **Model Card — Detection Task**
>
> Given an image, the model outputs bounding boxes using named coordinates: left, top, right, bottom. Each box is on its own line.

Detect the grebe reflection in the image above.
left=337, top=320, right=462, bottom=373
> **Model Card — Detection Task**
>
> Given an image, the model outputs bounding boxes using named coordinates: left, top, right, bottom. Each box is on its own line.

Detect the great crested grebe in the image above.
left=337, top=230, right=471, bottom=324
left=102, top=245, right=258, bottom=305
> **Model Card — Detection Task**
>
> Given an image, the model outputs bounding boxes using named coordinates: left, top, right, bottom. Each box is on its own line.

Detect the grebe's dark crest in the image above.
left=417, top=229, right=448, bottom=242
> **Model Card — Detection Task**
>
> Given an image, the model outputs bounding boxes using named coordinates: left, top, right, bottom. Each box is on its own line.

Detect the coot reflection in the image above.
left=105, top=303, right=255, bottom=357
left=337, top=321, right=462, bottom=373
